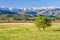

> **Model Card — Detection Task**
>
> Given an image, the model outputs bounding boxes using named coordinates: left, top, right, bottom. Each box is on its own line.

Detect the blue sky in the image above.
left=0, top=0, right=60, bottom=8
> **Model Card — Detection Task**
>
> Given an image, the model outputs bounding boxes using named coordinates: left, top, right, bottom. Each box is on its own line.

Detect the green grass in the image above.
left=0, top=23, right=60, bottom=40
left=46, top=23, right=60, bottom=31
left=0, top=30, right=60, bottom=40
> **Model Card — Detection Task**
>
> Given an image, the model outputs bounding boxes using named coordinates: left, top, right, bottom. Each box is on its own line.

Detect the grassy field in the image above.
left=0, top=23, right=60, bottom=40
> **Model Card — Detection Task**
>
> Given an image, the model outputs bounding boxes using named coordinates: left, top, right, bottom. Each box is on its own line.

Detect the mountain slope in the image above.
left=0, top=7, right=60, bottom=16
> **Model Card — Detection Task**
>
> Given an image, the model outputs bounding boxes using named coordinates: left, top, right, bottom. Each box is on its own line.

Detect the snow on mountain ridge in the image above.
left=0, top=7, right=60, bottom=16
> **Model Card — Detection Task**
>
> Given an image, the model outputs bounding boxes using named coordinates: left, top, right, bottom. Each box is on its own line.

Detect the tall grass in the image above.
left=0, top=23, right=60, bottom=40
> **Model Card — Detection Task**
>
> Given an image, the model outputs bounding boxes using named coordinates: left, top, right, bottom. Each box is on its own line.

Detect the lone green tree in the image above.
left=35, top=16, right=52, bottom=31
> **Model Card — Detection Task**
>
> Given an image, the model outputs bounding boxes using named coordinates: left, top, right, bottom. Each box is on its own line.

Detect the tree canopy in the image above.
left=35, top=16, right=52, bottom=31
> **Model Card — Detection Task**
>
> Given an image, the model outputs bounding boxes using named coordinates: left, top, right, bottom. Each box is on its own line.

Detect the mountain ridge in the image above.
left=0, top=7, right=60, bottom=16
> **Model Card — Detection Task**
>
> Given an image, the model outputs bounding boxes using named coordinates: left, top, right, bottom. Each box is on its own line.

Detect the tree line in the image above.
left=0, top=14, right=37, bottom=22
left=0, top=14, right=60, bottom=22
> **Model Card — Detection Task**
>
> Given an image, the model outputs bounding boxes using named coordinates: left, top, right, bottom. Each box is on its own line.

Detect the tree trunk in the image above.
left=43, top=27, right=45, bottom=31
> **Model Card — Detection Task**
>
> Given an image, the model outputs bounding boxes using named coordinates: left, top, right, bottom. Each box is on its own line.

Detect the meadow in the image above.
left=0, top=23, right=60, bottom=40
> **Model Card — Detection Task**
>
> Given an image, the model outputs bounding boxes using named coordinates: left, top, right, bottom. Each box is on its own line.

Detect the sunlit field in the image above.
left=0, top=23, right=60, bottom=40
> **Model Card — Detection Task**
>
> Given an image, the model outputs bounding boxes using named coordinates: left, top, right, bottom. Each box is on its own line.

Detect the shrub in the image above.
left=35, top=16, right=52, bottom=31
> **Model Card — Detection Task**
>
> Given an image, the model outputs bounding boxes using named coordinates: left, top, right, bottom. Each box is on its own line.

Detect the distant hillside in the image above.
left=0, top=7, right=60, bottom=16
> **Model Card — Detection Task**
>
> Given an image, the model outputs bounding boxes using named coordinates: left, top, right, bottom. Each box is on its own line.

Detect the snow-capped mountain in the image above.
left=0, top=7, right=60, bottom=16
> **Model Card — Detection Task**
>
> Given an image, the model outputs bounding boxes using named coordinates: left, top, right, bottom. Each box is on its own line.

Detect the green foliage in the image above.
left=35, top=16, right=52, bottom=31
left=21, top=14, right=28, bottom=21
left=56, top=16, right=60, bottom=20
left=0, top=14, right=53, bottom=23
left=13, top=14, right=21, bottom=20
left=0, top=14, right=36, bottom=21
left=0, top=14, right=8, bottom=20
